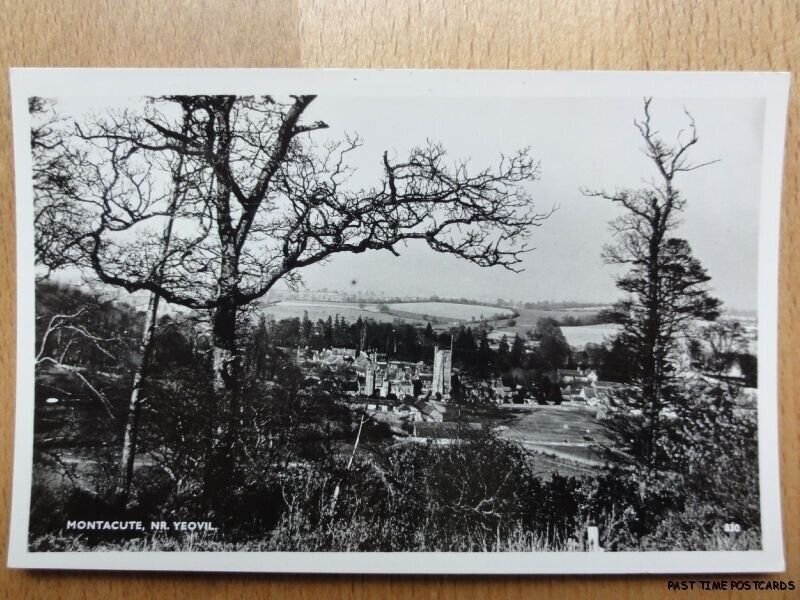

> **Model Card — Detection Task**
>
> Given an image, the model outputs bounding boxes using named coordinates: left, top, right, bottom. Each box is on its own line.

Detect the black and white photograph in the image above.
left=8, top=69, right=789, bottom=573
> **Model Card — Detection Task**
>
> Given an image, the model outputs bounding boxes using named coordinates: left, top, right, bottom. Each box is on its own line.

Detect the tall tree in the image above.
left=249, top=315, right=271, bottom=380
left=477, top=329, right=492, bottom=376
left=30, top=98, right=190, bottom=507
left=301, top=310, right=312, bottom=346
left=534, top=317, right=570, bottom=370
left=43, top=94, right=551, bottom=489
left=497, top=334, right=510, bottom=355
left=584, top=98, right=721, bottom=478
left=510, top=334, right=526, bottom=368
left=324, top=315, right=334, bottom=347
left=116, top=113, right=193, bottom=508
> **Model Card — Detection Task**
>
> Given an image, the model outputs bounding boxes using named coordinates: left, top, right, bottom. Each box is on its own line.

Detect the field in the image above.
left=259, top=300, right=624, bottom=353
left=261, top=300, right=428, bottom=325
left=495, top=404, right=609, bottom=441
left=468, top=306, right=608, bottom=337
left=560, top=324, right=622, bottom=348
left=445, top=403, right=616, bottom=474
left=496, top=405, right=615, bottom=472
left=261, top=300, right=516, bottom=326
left=483, top=321, right=620, bottom=349
left=385, top=301, right=514, bottom=322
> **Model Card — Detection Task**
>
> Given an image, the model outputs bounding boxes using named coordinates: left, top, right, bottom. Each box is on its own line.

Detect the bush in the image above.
left=29, top=354, right=763, bottom=553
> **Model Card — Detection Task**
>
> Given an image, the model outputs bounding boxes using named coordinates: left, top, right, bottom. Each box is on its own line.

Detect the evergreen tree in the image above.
left=324, top=316, right=334, bottom=347
left=250, top=315, right=271, bottom=380
left=510, top=334, right=526, bottom=368
left=584, top=98, right=721, bottom=479
left=478, top=329, right=492, bottom=377
left=534, top=318, right=571, bottom=370
left=498, top=334, right=510, bottom=355
left=301, top=310, right=312, bottom=346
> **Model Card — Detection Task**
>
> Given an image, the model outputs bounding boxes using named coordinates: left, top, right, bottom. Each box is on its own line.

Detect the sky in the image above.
left=298, top=95, right=764, bottom=311
left=50, top=94, right=764, bottom=311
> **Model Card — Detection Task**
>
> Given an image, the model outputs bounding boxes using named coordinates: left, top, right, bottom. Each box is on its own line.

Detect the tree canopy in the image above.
left=35, top=95, right=550, bottom=311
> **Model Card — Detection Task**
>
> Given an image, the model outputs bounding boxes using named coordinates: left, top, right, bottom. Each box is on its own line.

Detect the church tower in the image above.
left=432, top=348, right=452, bottom=399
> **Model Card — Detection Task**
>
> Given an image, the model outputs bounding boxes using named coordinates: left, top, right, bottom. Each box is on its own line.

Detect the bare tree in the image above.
left=31, top=99, right=199, bottom=507
left=39, top=94, right=551, bottom=491
left=30, top=98, right=90, bottom=279
left=699, top=321, right=749, bottom=374
left=35, top=305, right=118, bottom=418
left=116, top=115, right=193, bottom=508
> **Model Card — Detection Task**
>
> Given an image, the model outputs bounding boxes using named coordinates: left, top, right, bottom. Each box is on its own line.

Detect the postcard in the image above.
left=7, top=69, right=790, bottom=573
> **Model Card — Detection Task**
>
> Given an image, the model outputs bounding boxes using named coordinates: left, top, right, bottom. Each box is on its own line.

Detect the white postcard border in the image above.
left=7, top=68, right=790, bottom=574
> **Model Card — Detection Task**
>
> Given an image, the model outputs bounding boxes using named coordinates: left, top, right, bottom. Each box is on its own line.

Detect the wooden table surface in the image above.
left=0, top=1, right=797, bottom=598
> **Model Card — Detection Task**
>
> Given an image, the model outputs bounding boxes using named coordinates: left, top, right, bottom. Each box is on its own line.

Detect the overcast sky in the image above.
left=300, top=95, right=763, bottom=311
left=52, top=94, right=764, bottom=311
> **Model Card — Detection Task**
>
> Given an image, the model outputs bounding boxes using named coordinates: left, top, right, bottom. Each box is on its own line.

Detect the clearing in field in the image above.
left=442, top=403, right=617, bottom=476
left=493, top=405, right=614, bottom=470
left=560, top=324, right=622, bottom=348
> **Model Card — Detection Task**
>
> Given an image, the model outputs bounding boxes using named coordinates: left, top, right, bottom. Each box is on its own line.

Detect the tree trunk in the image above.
left=330, top=410, right=369, bottom=516
left=644, top=227, right=663, bottom=480
left=116, top=292, right=161, bottom=507
left=204, top=297, right=241, bottom=510
left=205, top=138, right=242, bottom=505
left=115, top=115, right=187, bottom=509
left=212, top=300, right=238, bottom=392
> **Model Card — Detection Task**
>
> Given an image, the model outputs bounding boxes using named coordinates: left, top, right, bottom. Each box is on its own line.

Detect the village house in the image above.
left=557, top=367, right=599, bottom=386
left=330, top=347, right=357, bottom=358
left=556, top=368, right=629, bottom=405
left=309, top=348, right=354, bottom=368
left=489, top=378, right=512, bottom=403
left=393, top=403, right=423, bottom=421
left=414, top=398, right=444, bottom=422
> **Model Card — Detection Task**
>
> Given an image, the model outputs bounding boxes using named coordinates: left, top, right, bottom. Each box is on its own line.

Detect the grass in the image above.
left=473, top=307, right=609, bottom=344
left=385, top=301, right=515, bottom=321
left=29, top=364, right=761, bottom=556
left=30, top=522, right=761, bottom=553
left=441, top=404, right=615, bottom=471
left=494, top=405, right=612, bottom=445
left=261, top=300, right=607, bottom=332
left=28, top=526, right=576, bottom=553
left=493, top=405, right=615, bottom=468
left=30, top=532, right=230, bottom=552
left=560, top=324, right=622, bottom=348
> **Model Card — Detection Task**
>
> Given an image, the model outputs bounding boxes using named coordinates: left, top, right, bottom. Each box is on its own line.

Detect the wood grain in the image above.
left=0, top=0, right=797, bottom=597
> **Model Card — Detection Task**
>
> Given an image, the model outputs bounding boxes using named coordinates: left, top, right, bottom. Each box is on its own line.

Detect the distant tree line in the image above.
left=265, top=309, right=638, bottom=403
left=556, top=314, right=609, bottom=327
left=269, top=292, right=610, bottom=312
